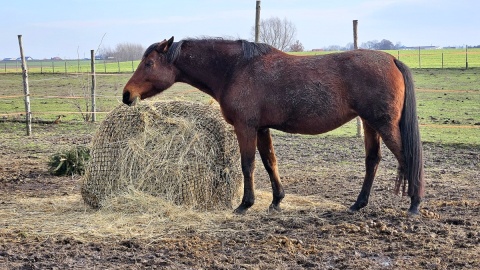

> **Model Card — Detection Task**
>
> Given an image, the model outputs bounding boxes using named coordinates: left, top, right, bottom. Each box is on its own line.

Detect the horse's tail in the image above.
left=394, top=59, right=425, bottom=198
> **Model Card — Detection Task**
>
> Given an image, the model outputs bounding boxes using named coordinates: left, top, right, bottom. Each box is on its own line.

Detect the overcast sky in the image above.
left=2, top=0, right=478, bottom=59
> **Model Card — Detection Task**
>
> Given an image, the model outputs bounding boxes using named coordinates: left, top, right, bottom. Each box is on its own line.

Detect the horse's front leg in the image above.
left=257, top=128, right=285, bottom=212
left=233, top=126, right=258, bottom=214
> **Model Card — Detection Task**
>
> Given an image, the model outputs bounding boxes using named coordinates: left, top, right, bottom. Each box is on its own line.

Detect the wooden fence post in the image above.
left=466, top=45, right=468, bottom=69
left=90, top=50, right=96, bottom=122
left=255, top=1, right=261, bottom=43
left=353, top=20, right=362, bottom=138
left=18, top=35, right=32, bottom=136
left=418, top=46, right=421, bottom=68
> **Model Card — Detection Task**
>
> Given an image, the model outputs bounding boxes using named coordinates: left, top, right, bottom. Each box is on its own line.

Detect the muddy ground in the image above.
left=0, top=123, right=479, bottom=269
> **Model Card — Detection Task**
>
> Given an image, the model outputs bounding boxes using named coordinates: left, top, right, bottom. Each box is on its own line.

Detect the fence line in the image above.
left=3, top=47, right=480, bottom=73
left=1, top=59, right=140, bottom=74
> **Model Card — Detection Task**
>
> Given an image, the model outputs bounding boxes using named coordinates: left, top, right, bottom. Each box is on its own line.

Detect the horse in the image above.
left=122, top=37, right=424, bottom=215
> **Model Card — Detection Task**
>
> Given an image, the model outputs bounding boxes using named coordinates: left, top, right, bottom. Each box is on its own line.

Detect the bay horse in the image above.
left=122, top=37, right=424, bottom=215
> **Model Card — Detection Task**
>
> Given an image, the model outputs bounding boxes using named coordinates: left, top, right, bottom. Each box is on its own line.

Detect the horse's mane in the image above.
left=145, top=38, right=273, bottom=63
left=240, top=40, right=273, bottom=60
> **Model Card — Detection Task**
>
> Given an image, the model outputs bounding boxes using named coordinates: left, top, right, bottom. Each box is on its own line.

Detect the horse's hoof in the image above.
left=347, top=207, right=357, bottom=214
left=268, top=203, right=282, bottom=213
left=349, top=202, right=366, bottom=212
left=233, top=206, right=248, bottom=215
left=407, top=207, right=420, bottom=216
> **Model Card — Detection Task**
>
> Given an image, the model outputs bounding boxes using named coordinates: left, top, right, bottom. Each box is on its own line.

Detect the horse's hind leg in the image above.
left=350, top=122, right=382, bottom=212
left=257, top=128, right=285, bottom=212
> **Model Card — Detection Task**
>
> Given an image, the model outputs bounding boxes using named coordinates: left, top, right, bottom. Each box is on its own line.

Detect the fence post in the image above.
left=442, top=53, right=444, bottom=69
left=255, top=1, right=261, bottom=43
left=52, top=61, right=55, bottom=73
left=118, top=60, right=120, bottom=73
left=64, top=61, right=67, bottom=74
left=465, top=45, right=468, bottom=69
left=418, top=46, right=421, bottom=68
left=18, top=35, right=32, bottom=136
left=90, top=50, right=96, bottom=122
left=353, top=20, right=362, bottom=138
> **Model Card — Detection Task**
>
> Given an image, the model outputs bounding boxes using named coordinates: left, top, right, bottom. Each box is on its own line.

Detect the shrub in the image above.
left=48, top=146, right=90, bottom=176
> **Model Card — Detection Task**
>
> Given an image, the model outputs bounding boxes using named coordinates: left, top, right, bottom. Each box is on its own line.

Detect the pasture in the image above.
left=1, top=67, right=479, bottom=268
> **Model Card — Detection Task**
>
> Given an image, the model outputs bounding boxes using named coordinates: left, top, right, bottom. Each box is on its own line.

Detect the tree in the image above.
left=378, top=39, right=394, bottom=50
left=99, top=42, right=145, bottom=61
left=288, top=40, right=304, bottom=52
left=113, top=43, right=145, bottom=61
left=255, top=17, right=297, bottom=51
left=360, top=39, right=395, bottom=50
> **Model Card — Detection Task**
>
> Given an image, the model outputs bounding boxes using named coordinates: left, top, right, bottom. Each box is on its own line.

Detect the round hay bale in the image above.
left=81, top=101, right=242, bottom=210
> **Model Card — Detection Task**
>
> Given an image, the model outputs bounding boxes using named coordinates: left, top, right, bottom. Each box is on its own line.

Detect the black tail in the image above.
left=395, top=59, right=424, bottom=198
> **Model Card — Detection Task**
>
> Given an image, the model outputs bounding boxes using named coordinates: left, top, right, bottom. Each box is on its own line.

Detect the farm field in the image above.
left=1, top=67, right=479, bottom=268
left=292, top=48, right=480, bottom=69
left=1, top=47, right=480, bottom=74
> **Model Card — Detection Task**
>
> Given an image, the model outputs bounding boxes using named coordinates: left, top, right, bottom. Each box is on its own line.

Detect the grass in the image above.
left=0, top=67, right=479, bottom=146
left=2, top=48, right=480, bottom=73
left=291, top=48, right=480, bottom=69
left=1, top=59, right=141, bottom=74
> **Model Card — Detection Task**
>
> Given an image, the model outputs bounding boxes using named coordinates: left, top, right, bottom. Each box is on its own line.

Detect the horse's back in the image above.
left=225, top=49, right=405, bottom=134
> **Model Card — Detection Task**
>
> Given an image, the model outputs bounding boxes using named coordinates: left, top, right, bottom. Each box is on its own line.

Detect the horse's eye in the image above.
left=145, top=60, right=154, bottom=68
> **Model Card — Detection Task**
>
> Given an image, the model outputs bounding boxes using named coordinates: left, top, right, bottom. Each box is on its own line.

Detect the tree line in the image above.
left=97, top=43, right=145, bottom=61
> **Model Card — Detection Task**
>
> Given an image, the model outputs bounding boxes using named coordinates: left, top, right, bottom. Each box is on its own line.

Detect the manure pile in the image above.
left=82, top=101, right=242, bottom=210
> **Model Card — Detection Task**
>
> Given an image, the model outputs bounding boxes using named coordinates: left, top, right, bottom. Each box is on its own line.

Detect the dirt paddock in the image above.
left=1, top=124, right=479, bottom=269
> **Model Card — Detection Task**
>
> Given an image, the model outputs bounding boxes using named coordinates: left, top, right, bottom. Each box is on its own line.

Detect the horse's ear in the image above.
left=166, top=36, right=174, bottom=49
left=156, top=36, right=174, bottom=53
left=162, top=36, right=174, bottom=53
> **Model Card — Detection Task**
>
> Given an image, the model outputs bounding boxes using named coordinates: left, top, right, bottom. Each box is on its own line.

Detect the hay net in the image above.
left=82, top=101, right=242, bottom=210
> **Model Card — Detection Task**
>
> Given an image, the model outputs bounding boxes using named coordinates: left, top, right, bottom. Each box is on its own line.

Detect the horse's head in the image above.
left=123, top=36, right=176, bottom=106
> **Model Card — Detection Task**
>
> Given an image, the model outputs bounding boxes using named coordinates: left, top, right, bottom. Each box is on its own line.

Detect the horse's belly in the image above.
left=274, top=115, right=355, bottom=135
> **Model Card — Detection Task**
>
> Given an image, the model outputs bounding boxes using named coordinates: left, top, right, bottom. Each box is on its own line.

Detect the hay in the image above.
left=81, top=101, right=242, bottom=210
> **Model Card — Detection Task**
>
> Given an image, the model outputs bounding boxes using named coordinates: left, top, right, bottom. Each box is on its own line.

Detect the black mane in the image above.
left=240, top=40, right=273, bottom=60
left=144, top=38, right=273, bottom=63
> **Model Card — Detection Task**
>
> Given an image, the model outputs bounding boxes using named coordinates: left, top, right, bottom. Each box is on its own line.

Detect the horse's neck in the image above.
left=175, top=43, right=242, bottom=99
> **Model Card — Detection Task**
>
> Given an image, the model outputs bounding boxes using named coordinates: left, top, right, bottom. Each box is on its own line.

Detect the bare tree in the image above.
left=115, top=42, right=145, bottom=61
left=255, top=17, right=297, bottom=51
left=99, top=43, right=144, bottom=61
left=288, top=40, right=304, bottom=52
left=97, top=46, right=114, bottom=59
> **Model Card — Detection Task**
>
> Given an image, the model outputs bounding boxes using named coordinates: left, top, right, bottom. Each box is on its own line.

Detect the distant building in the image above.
left=51, top=57, right=62, bottom=60
left=403, top=46, right=440, bottom=50
left=15, top=56, right=33, bottom=60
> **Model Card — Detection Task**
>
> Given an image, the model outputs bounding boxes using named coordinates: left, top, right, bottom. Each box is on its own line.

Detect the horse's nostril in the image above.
left=122, top=91, right=131, bottom=105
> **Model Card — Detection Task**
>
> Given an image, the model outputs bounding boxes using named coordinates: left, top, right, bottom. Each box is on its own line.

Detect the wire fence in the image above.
left=296, top=47, right=480, bottom=69
left=1, top=47, right=479, bottom=137
left=0, top=59, right=141, bottom=74
left=392, top=47, right=480, bottom=69
left=2, top=47, right=480, bottom=74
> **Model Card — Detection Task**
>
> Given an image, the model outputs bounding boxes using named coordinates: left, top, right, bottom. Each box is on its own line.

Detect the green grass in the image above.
left=2, top=48, right=479, bottom=74
left=1, top=68, right=478, bottom=146
left=291, top=48, right=480, bottom=69
left=0, top=59, right=141, bottom=74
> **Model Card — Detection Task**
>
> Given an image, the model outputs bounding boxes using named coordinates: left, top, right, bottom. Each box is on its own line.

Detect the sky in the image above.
left=2, top=0, right=479, bottom=59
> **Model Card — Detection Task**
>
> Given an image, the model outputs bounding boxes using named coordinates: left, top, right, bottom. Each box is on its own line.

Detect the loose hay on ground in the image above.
left=81, top=101, right=242, bottom=210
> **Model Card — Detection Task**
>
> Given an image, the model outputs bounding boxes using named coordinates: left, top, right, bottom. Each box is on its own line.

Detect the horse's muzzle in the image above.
left=122, top=91, right=132, bottom=105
